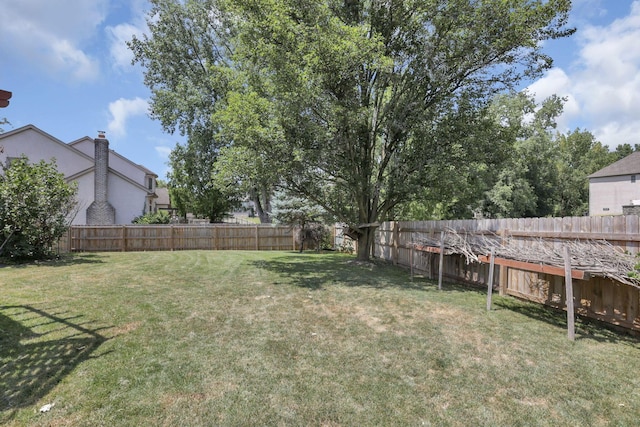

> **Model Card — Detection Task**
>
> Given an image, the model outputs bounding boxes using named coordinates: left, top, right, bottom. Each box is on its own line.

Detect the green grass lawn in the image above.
left=2, top=251, right=640, bottom=426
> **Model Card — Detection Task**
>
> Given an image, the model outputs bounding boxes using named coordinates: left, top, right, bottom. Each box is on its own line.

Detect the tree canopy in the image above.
left=130, top=0, right=574, bottom=259
left=398, top=92, right=618, bottom=220
left=166, top=130, right=238, bottom=222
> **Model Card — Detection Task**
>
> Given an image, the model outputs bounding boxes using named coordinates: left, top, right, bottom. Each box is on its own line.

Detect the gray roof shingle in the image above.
left=588, top=151, right=640, bottom=178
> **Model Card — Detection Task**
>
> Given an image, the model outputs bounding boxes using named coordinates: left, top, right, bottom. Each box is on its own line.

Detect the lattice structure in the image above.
left=412, top=228, right=640, bottom=288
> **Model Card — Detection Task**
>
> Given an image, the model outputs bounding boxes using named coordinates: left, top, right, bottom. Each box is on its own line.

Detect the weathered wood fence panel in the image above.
left=61, top=225, right=298, bottom=252
left=374, top=216, right=640, bottom=332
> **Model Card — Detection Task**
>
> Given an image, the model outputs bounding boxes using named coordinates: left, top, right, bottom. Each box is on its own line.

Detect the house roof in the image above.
left=2, top=124, right=157, bottom=179
left=69, top=134, right=158, bottom=177
left=109, top=148, right=158, bottom=178
left=589, top=151, right=640, bottom=179
left=156, top=187, right=171, bottom=206
left=0, top=124, right=95, bottom=163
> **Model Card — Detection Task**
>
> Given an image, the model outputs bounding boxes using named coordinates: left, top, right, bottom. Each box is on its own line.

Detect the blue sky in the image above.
left=1, top=0, right=640, bottom=180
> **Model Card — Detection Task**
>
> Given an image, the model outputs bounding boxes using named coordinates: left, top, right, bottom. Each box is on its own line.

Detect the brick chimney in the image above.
left=86, top=132, right=116, bottom=224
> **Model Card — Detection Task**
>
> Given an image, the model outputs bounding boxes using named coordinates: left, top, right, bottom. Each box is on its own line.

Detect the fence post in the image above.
left=564, top=245, right=576, bottom=341
left=392, top=221, right=399, bottom=265
left=121, top=226, right=126, bottom=252
left=255, top=225, right=259, bottom=250
left=438, top=231, right=445, bottom=290
left=487, top=248, right=495, bottom=311
left=499, top=229, right=508, bottom=296
left=410, top=240, right=414, bottom=280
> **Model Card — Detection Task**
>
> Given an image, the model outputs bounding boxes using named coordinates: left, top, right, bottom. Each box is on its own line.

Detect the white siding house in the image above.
left=0, top=124, right=158, bottom=225
left=589, top=151, right=640, bottom=216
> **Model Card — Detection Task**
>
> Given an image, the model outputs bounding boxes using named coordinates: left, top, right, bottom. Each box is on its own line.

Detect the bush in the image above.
left=132, top=210, right=171, bottom=224
left=0, top=156, right=78, bottom=260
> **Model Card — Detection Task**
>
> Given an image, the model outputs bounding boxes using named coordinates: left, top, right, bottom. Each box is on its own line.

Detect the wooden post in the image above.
left=487, top=248, right=495, bottom=311
left=392, top=221, right=399, bottom=265
left=438, top=231, right=445, bottom=290
left=499, top=229, right=508, bottom=296
left=564, top=245, right=576, bottom=341
left=410, top=242, right=414, bottom=280
left=121, top=226, right=126, bottom=252
left=255, top=225, right=259, bottom=250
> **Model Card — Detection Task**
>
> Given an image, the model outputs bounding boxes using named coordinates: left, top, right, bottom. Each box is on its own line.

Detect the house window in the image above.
left=148, top=177, right=154, bottom=190
left=603, top=208, right=610, bottom=211
left=632, top=175, right=637, bottom=183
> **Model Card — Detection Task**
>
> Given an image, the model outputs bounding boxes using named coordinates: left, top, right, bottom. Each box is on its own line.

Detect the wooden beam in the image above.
left=477, top=254, right=588, bottom=280
left=506, top=230, right=640, bottom=242
left=357, top=222, right=380, bottom=229
left=412, top=243, right=588, bottom=280
left=397, top=227, right=640, bottom=243
left=413, top=244, right=444, bottom=254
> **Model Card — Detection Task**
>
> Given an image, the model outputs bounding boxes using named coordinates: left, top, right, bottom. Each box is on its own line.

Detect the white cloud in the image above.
left=526, top=68, right=581, bottom=132
left=528, top=1, right=640, bottom=147
left=107, top=97, right=149, bottom=137
left=569, top=0, right=608, bottom=24
left=107, top=23, right=147, bottom=71
left=596, top=120, right=640, bottom=148
left=106, top=0, right=150, bottom=72
left=0, top=0, right=107, bottom=81
left=51, top=39, right=100, bottom=81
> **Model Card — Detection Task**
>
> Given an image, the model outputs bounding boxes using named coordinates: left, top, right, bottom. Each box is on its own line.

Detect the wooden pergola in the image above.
left=0, top=89, right=12, bottom=108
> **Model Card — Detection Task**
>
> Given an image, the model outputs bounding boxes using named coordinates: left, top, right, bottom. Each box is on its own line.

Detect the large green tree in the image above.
left=0, top=156, right=78, bottom=260
left=553, top=129, right=612, bottom=217
left=482, top=92, right=564, bottom=218
left=167, top=130, right=237, bottom=222
left=131, top=0, right=574, bottom=260
left=210, top=91, right=285, bottom=223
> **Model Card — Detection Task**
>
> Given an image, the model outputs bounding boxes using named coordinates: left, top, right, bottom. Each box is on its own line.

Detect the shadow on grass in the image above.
left=250, top=252, right=434, bottom=291
left=0, top=305, right=112, bottom=423
left=494, top=297, right=568, bottom=329
left=494, top=297, right=640, bottom=346
left=0, top=253, right=105, bottom=269
left=256, top=253, right=640, bottom=344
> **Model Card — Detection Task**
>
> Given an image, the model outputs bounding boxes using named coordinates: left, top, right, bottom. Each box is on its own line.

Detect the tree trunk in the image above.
left=251, top=187, right=272, bottom=224
left=356, top=227, right=375, bottom=261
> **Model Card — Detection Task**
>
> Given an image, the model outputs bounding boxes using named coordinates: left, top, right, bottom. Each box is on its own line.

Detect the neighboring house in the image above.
left=155, top=187, right=177, bottom=217
left=588, top=151, right=640, bottom=216
left=0, top=124, right=158, bottom=225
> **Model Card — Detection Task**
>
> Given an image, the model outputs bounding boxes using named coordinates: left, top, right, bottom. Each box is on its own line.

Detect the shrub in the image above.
left=0, top=156, right=78, bottom=260
left=132, top=210, right=171, bottom=224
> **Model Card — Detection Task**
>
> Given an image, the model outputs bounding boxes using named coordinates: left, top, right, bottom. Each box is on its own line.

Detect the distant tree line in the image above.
left=396, top=92, right=629, bottom=220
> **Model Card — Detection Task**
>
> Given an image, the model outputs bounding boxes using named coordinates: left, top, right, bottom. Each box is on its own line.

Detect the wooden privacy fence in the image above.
left=60, top=224, right=300, bottom=252
left=374, top=216, right=640, bottom=332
